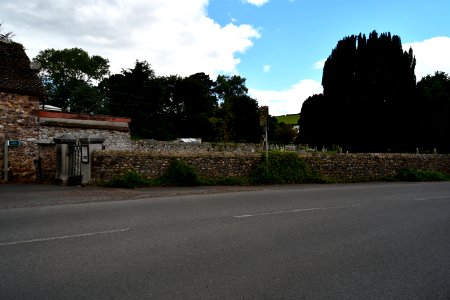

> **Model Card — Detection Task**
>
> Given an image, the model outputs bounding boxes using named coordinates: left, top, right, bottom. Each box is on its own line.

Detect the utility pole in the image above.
left=260, top=106, right=269, bottom=175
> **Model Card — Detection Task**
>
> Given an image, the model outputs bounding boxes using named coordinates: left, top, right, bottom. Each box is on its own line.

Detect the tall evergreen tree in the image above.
left=299, top=31, right=417, bottom=152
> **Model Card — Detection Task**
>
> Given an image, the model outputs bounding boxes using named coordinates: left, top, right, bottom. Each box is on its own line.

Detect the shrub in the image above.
left=105, top=171, right=151, bottom=188
left=394, top=168, right=450, bottom=182
left=250, top=151, right=311, bottom=184
left=158, top=159, right=201, bottom=186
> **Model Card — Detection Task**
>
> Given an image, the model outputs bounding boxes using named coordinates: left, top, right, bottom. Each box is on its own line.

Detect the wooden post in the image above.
left=260, top=106, right=269, bottom=176
left=3, top=140, right=8, bottom=181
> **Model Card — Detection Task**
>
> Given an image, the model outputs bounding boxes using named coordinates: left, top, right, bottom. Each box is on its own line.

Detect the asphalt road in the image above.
left=1, top=182, right=450, bottom=299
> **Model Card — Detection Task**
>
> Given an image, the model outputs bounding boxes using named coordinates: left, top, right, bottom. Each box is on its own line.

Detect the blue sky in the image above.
left=210, top=0, right=450, bottom=89
left=2, top=0, right=450, bottom=115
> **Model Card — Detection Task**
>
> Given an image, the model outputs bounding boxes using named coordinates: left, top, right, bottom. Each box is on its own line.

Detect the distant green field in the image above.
left=275, top=114, right=300, bottom=125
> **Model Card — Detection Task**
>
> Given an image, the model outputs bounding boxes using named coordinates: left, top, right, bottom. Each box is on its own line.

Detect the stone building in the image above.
left=0, top=40, right=46, bottom=182
left=1, top=40, right=131, bottom=183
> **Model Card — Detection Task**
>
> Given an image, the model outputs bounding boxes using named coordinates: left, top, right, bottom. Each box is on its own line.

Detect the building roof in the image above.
left=0, top=40, right=46, bottom=97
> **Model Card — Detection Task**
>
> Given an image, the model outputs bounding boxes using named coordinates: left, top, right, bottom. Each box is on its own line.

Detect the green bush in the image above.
left=105, top=171, right=151, bottom=188
left=394, top=168, right=450, bottom=182
left=250, top=151, right=311, bottom=184
left=158, top=159, right=201, bottom=186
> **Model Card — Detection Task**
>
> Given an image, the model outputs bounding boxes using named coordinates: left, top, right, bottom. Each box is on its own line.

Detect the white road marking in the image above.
left=234, top=204, right=359, bottom=218
left=414, top=196, right=450, bottom=201
left=0, top=228, right=131, bottom=247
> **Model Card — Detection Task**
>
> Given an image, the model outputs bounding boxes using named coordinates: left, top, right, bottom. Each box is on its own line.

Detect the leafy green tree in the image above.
left=222, top=95, right=261, bottom=143
left=178, top=73, right=218, bottom=139
left=102, top=61, right=165, bottom=139
left=214, top=75, right=261, bottom=142
left=34, top=48, right=110, bottom=113
left=416, top=72, right=450, bottom=152
left=215, top=75, right=248, bottom=103
left=160, top=73, right=218, bottom=140
left=157, top=75, right=184, bottom=139
left=274, top=122, right=297, bottom=145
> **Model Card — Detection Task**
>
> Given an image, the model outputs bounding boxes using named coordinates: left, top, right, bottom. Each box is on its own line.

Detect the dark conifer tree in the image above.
left=299, top=31, right=417, bottom=152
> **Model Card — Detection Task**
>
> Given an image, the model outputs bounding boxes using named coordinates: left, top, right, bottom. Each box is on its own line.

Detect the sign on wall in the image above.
left=7, top=140, right=22, bottom=147
left=81, top=145, right=89, bottom=163
left=260, top=106, right=269, bottom=126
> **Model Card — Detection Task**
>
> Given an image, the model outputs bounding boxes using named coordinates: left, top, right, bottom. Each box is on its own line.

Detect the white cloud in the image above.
left=263, top=64, right=271, bottom=73
left=404, top=36, right=450, bottom=80
left=313, top=37, right=450, bottom=81
left=2, top=0, right=260, bottom=77
left=249, top=79, right=323, bottom=116
left=313, top=58, right=326, bottom=70
left=242, top=0, right=270, bottom=7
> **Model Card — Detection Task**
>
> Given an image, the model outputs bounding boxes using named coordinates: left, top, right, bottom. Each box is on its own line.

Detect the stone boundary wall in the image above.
left=91, top=151, right=261, bottom=183
left=131, top=140, right=261, bottom=153
left=91, top=150, right=450, bottom=184
left=36, top=144, right=57, bottom=183
left=301, top=153, right=450, bottom=182
left=38, top=110, right=132, bottom=150
left=38, top=126, right=132, bottom=150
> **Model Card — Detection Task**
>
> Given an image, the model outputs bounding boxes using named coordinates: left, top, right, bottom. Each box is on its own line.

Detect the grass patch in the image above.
left=275, top=114, right=300, bottom=125
left=392, top=168, right=450, bottom=182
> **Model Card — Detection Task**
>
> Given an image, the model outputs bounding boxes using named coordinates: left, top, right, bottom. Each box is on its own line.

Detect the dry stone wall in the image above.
left=91, top=150, right=261, bottom=182
left=131, top=140, right=261, bottom=153
left=91, top=150, right=450, bottom=184
left=301, top=153, right=450, bottom=182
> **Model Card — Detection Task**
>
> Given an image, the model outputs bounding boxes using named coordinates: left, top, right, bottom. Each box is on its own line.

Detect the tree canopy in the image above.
left=298, top=31, right=418, bottom=152
left=32, top=49, right=264, bottom=143
left=99, top=61, right=262, bottom=142
left=415, top=72, right=450, bottom=152
left=34, top=48, right=110, bottom=113
left=32, top=31, right=450, bottom=149
left=101, top=61, right=165, bottom=138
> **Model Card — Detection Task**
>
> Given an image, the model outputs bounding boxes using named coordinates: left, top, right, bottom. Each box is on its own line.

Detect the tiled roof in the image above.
left=0, top=41, right=46, bottom=97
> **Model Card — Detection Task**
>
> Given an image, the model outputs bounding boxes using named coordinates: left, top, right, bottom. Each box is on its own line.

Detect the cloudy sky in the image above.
left=2, top=0, right=450, bottom=115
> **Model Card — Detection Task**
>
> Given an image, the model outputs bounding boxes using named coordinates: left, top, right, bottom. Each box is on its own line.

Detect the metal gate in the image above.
left=67, top=144, right=82, bottom=186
